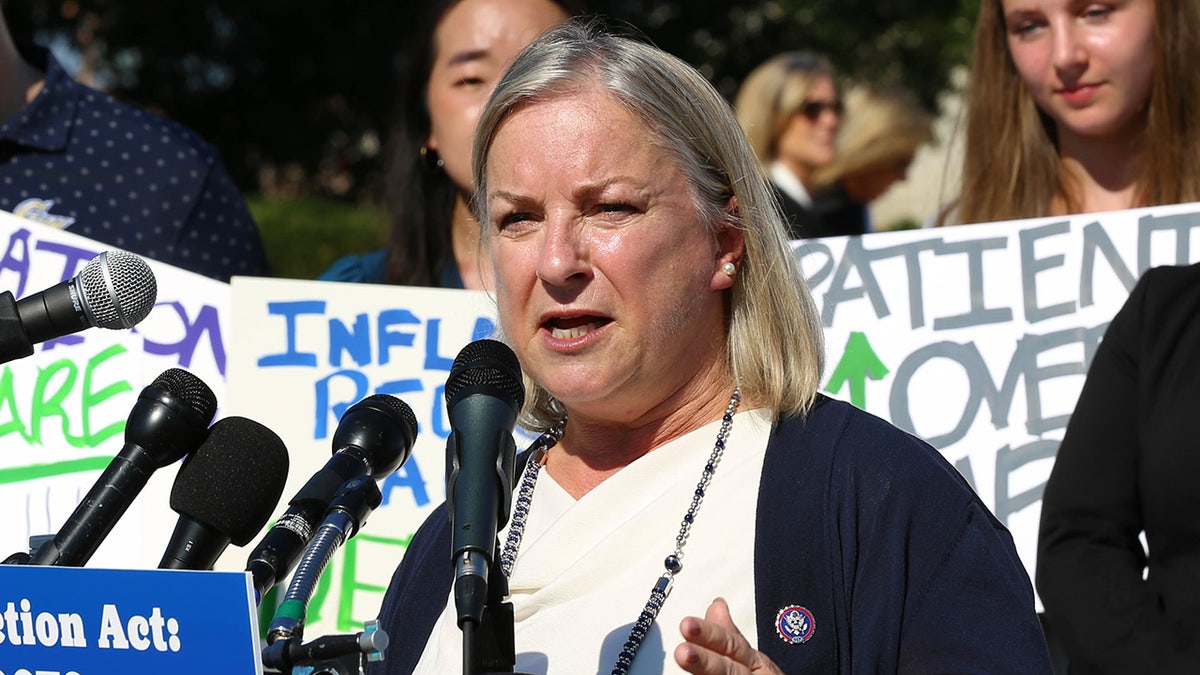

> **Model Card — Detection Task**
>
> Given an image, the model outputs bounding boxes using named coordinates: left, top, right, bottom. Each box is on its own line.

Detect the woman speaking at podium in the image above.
left=371, top=19, right=1053, bottom=674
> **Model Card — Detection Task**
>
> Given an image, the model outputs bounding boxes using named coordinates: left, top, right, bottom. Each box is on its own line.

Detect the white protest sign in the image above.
left=798, top=201, right=1200, bottom=593
left=0, top=210, right=230, bottom=570
left=223, top=276, right=500, bottom=640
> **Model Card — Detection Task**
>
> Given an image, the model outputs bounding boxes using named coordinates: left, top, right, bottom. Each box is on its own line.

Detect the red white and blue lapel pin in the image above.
left=775, top=605, right=816, bottom=644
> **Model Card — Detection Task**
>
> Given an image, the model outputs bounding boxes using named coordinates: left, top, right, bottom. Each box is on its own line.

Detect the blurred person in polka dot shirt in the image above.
left=0, top=13, right=270, bottom=283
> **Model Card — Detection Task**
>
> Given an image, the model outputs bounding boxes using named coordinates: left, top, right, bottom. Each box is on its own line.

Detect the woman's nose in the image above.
left=535, top=217, right=591, bottom=287
left=1051, top=21, right=1089, bottom=78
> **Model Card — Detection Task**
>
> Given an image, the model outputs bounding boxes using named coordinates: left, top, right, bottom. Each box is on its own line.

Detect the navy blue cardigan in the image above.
left=369, top=395, right=1052, bottom=673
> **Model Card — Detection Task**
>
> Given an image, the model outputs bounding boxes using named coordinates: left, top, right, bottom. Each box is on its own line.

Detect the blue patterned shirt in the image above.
left=0, top=44, right=270, bottom=282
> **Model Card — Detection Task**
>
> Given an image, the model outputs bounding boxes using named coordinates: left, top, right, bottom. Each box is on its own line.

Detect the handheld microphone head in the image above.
left=127, top=367, right=219, bottom=467
left=445, top=338, right=525, bottom=415
left=244, top=393, right=418, bottom=600
left=13, top=250, right=157, bottom=347
left=332, top=394, right=419, bottom=478
left=160, top=416, right=290, bottom=570
left=170, top=416, right=289, bottom=546
left=75, top=250, right=157, bottom=329
left=444, top=339, right=526, bottom=526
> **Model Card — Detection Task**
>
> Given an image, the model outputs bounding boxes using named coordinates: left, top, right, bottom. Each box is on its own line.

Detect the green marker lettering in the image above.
left=0, top=368, right=31, bottom=442
left=825, top=331, right=890, bottom=409
left=81, top=344, right=132, bottom=445
left=30, top=359, right=84, bottom=447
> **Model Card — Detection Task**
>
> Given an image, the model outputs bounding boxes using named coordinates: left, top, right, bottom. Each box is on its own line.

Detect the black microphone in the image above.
left=245, top=394, right=418, bottom=601
left=158, top=416, right=290, bottom=570
left=0, top=250, right=157, bottom=364
left=29, top=367, right=217, bottom=566
left=445, top=339, right=525, bottom=628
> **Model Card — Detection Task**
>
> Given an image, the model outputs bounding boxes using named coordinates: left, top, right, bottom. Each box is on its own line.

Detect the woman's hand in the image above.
left=674, top=597, right=784, bottom=674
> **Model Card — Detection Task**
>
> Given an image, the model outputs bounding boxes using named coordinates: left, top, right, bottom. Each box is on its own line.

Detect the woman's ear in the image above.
left=712, top=197, right=746, bottom=291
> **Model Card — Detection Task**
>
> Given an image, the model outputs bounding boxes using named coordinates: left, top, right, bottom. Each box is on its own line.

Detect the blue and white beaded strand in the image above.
left=497, top=388, right=741, bottom=674
left=500, top=421, right=564, bottom=578
left=610, top=388, right=740, bottom=675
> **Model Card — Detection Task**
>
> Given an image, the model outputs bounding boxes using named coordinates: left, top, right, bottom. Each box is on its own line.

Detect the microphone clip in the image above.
left=0, top=291, right=35, bottom=362
left=264, top=477, right=383, bottom=654
left=463, top=545, right=523, bottom=675
left=261, top=620, right=388, bottom=674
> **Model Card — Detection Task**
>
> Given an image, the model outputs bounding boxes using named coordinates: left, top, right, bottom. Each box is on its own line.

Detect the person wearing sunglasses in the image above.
left=735, top=51, right=842, bottom=239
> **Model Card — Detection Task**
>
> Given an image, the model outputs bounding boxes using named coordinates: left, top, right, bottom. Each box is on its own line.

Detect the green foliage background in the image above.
left=247, top=197, right=387, bottom=280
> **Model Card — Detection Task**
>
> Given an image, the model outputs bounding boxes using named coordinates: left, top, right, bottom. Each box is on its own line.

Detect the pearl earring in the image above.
left=721, top=262, right=737, bottom=276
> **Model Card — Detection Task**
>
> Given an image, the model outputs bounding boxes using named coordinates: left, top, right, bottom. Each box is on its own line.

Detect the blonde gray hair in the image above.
left=471, top=19, right=825, bottom=430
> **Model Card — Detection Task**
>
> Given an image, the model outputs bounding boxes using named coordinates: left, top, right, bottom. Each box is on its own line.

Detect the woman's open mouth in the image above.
left=546, top=315, right=611, bottom=340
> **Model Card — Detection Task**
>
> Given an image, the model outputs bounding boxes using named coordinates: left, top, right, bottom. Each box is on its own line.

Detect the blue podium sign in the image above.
left=0, top=565, right=261, bottom=675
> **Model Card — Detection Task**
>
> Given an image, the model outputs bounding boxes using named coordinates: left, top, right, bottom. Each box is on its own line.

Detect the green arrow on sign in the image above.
left=824, top=331, right=890, bottom=409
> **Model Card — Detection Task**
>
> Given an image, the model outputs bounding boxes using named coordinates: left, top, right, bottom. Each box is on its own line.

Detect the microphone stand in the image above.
left=262, top=476, right=386, bottom=674
left=461, top=426, right=562, bottom=675
left=460, top=539, right=531, bottom=675
left=261, top=621, right=388, bottom=675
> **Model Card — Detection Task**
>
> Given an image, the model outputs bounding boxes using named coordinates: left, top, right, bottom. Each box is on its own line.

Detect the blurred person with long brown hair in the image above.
left=810, top=85, right=933, bottom=235
left=943, top=0, right=1200, bottom=226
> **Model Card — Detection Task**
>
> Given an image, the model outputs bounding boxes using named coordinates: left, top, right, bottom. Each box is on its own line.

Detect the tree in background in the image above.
left=3, top=0, right=979, bottom=203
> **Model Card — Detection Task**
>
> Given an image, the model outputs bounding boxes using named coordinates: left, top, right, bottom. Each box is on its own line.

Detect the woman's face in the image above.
left=1002, top=0, right=1155, bottom=143
left=425, top=0, right=567, bottom=194
left=483, top=89, right=743, bottom=423
left=774, top=75, right=841, bottom=182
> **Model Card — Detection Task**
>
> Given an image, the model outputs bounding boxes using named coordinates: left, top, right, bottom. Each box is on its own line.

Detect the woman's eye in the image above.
left=496, top=212, right=534, bottom=230
left=1009, top=19, right=1043, bottom=37
left=596, top=203, right=636, bottom=215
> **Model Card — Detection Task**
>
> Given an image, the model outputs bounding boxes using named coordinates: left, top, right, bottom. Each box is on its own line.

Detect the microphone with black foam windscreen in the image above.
left=445, top=338, right=525, bottom=629
left=0, top=250, right=157, bottom=364
left=245, top=394, right=418, bottom=602
left=29, top=367, right=217, bottom=566
left=158, top=416, right=290, bottom=570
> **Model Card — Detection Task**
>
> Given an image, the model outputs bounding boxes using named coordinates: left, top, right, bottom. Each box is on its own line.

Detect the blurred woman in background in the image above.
left=320, top=0, right=578, bottom=287
left=734, top=51, right=842, bottom=239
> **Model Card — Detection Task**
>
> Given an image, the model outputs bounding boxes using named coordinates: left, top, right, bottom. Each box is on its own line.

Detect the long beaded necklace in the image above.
left=498, top=388, right=742, bottom=675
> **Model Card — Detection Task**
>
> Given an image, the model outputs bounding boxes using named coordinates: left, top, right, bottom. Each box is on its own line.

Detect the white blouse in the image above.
left=414, top=408, right=773, bottom=675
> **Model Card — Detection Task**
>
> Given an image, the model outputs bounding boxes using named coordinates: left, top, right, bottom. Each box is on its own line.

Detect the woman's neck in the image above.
left=1052, top=126, right=1144, bottom=216
left=449, top=196, right=492, bottom=291
left=546, top=369, right=743, bottom=499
